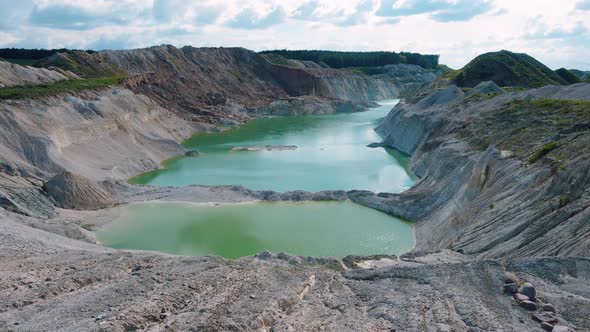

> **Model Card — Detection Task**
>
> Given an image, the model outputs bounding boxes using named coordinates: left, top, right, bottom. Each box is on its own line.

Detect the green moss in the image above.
left=0, top=76, right=125, bottom=100
left=528, top=142, right=558, bottom=163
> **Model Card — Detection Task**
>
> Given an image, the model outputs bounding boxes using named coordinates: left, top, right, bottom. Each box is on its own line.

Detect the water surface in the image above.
left=97, top=201, right=414, bottom=259
left=131, top=100, right=414, bottom=192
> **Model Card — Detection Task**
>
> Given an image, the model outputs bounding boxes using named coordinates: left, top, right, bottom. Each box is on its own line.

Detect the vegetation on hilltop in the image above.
left=0, top=48, right=95, bottom=61
left=452, top=50, right=568, bottom=88
left=569, top=69, right=590, bottom=83
left=554, top=68, right=582, bottom=84
left=0, top=76, right=125, bottom=100
left=36, top=51, right=125, bottom=78
left=259, top=50, right=439, bottom=69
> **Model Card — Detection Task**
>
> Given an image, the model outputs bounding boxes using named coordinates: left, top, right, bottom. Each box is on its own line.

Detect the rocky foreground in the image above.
left=1, top=211, right=589, bottom=331
left=0, top=47, right=589, bottom=331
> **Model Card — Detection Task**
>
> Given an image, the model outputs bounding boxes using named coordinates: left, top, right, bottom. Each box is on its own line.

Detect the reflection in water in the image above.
left=131, top=99, right=414, bottom=192
left=97, top=201, right=415, bottom=259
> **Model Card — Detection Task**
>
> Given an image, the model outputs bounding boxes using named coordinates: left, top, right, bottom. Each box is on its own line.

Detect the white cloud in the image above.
left=0, top=0, right=589, bottom=69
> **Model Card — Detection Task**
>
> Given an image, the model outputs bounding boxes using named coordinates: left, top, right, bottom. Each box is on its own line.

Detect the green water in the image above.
left=97, top=201, right=414, bottom=259
left=131, top=99, right=414, bottom=192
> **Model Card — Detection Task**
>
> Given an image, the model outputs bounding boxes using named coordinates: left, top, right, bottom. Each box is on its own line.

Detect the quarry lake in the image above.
left=131, top=99, right=415, bottom=192
left=106, top=100, right=417, bottom=258
left=96, top=201, right=414, bottom=258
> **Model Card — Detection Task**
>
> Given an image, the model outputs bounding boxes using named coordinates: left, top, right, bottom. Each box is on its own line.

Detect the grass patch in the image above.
left=0, top=76, right=125, bottom=100
left=528, top=142, right=558, bottom=163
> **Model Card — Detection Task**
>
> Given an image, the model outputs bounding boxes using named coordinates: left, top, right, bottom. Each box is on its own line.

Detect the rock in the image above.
left=287, top=256, right=302, bottom=265
left=542, top=303, right=556, bottom=313
left=256, top=251, right=272, bottom=260
left=366, top=142, right=384, bottom=148
left=552, top=326, right=570, bottom=332
left=185, top=150, right=200, bottom=157
left=513, top=293, right=529, bottom=302
left=541, top=322, right=554, bottom=331
left=503, top=273, right=519, bottom=285
left=503, top=283, right=518, bottom=294
left=465, top=80, right=504, bottom=97
left=500, top=150, right=515, bottom=159
left=519, top=282, right=536, bottom=301
left=532, top=312, right=558, bottom=324
left=519, top=300, right=537, bottom=311
left=43, top=171, right=114, bottom=210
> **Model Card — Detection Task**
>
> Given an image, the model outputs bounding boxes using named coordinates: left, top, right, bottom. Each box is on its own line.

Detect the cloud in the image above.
left=291, top=0, right=321, bottom=20
left=525, top=23, right=588, bottom=40
left=152, top=0, right=221, bottom=25
left=227, top=6, right=286, bottom=30
left=577, top=0, right=590, bottom=10
left=30, top=1, right=144, bottom=30
left=376, top=0, right=494, bottom=22
left=291, top=0, right=376, bottom=27
left=0, top=0, right=33, bottom=29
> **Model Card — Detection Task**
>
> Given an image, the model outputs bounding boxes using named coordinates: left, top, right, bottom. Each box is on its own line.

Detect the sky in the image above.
left=0, top=0, right=589, bottom=70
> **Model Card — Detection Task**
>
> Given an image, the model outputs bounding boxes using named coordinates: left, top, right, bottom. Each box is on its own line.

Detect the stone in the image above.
left=552, top=326, right=570, bottom=332
left=519, top=300, right=537, bottom=311
left=185, top=150, right=200, bottom=157
left=256, top=251, right=272, bottom=260
left=541, top=322, right=554, bottom=331
left=503, top=273, right=519, bottom=285
left=532, top=312, right=558, bottom=324
left=503, top=283, right=518, bottom=294
left=519, top=282, right=536, bottom=301
left=542, top=303, right=556, bottom=313
left=287, top=256, right=302, bottom=265
left=366, top=142, right=384, bottom=148
left=513, top=293, right=529, bottom=302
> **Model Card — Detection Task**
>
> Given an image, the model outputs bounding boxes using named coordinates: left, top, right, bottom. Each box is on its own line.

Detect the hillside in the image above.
left=555, top=68, right=582, bottom=84
left=452, top=50, right=567, bottom=88
left=570, top=69, right=590, bottom=82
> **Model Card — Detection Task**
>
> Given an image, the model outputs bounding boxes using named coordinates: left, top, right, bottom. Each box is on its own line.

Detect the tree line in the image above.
left=260, top=50, right=439, bottom=69
left=0, top=48, right=95, bottom=60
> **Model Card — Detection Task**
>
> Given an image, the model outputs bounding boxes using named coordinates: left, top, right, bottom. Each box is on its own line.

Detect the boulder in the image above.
left=185, top=150, right=200, bottom=157
left=519, top=300, right=537, bottom=311
left=503, top=283, right=518, bottom=294
left=256, top=251, right=272, bottom=260
left=43, top=171, right=114, bottom=210
left=532, top=312, right=558, bottom=324
left=514, top=293, right=529, bottom=302
left=541, top=303, right=556, bottom=313
left=541, top=322, right=554, bottom=331
left=519, top=282, right=536, bottom=301
left=504, top=273, right=520, bottom=285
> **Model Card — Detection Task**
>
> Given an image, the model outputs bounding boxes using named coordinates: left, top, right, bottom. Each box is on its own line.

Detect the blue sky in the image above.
left=0, top=0, right=589, bottom=69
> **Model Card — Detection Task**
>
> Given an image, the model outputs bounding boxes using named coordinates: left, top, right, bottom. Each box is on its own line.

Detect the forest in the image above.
left=259, top=50, right=439, bottom=69
left=0, top=48, right=95, bottom=60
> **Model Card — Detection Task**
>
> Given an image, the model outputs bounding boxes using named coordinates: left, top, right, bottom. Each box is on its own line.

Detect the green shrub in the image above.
left=528, top=142, right=558, bottom=163
left=558, top=194, right=569, bottom=208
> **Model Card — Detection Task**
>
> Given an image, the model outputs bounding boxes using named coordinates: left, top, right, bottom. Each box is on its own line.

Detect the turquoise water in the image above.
left=97, top=201, right=414, bottom=259
left=131, top=100, right=415, bottom=192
